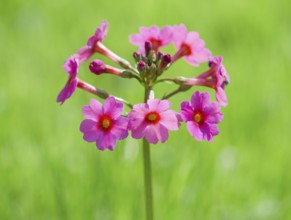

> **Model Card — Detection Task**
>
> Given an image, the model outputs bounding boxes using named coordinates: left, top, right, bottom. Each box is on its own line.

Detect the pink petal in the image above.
left=200, top=123, right=219, bottom=142
left=144, top=125, right=159, bottom=144
left=111, top=117, right=129, bottom=140
left=160, top=110, right=179, bottom=130
left=103, top=97, right=123, bottom=118
left=191, top=91, right=211, bottom=109
left=160, top=26, right=173, bottom=45
left=96, top=133, right=117, bottom=151
left=77, top=46, right=93, bottom=63
left=82, top=106, right=97, bottom=120
left=180, top=101, right=193, bottom=122
left=83, top=131, right=100, bottom=142
left=216, top=87, right=228, bottom=106
left=57, top=79, right=77, bottom=104
left=147, top=99, right=170, bottom=112
left=185, top=32, right=199, bottom=45
left=186, top=121, right=203, bottom=141
left=131, top=122, right=147, bottom=139
left=132, top=103, right=149, bottom=114
left=80, top=119, right=97, bottom=132
left=129, top=34, right=144, bottom=45
left=173, top=24, right=187, bottom=47
left=144, top=124, right=169, bottom=144
left=89, top=99, right=103, bottom=115
left=204, top=103, right=223, bottom=124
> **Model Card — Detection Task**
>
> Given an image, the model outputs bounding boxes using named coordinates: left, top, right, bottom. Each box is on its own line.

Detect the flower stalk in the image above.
left=143, top=87, right=154, bottom=220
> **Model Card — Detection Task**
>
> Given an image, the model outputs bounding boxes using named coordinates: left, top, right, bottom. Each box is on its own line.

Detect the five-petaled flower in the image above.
left=129, top=25, right=173, bottom=55
left=128, top=99, right=180, bottom=144
left=57, top=55, right=79, bottom=104
left=80, top=97, right=129, bottom=151
left=172, top=24, right=211, bottom=66
left=179, top=91, right=223, bottom=142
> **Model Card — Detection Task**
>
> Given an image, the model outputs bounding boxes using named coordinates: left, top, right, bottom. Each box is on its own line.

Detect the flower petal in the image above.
left=147, top=99, right=170, bottom=112
left=111, top=117, right=129, bottom=140
left=186, top=121, right=203, bottom=141
left=103, top=97, right=123, bottom=118
left=96, top=133, right=117, bottom=151
left=80, top=119, right=97, bottom=132
left=144, top=125, right=159, bottom=144
left=57, top=79, right=77, bottom=104
left=89, top=99, right=103, bottom=115
left=131, top=122, right=147, bottom=140
left=160, top=110, right=179, bottom=130
left=216, top=87, right=228, bottom=106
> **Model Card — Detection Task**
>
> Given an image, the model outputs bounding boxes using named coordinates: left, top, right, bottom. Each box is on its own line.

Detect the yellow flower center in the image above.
left=145, top=112, right=160, bottom=124
left=99, top=115, right=113, bottom=131
left=193, top=112, right=203, bottom=125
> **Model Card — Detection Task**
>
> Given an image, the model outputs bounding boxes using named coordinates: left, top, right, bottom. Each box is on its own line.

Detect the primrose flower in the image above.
left=80, top=97, right=128, bottom=151
left=57, top=56, right=79, bottom=104
left=185, top=56, right=229, bottom=106
left=128, top=99, right=179, bottom=144
left=172, top=24, right=211, bottom=66
left=129, top=25, right=173, bottom=54
left=179, top=91, right=223, bottom=142
left=77, top=20, right=109, bottom=62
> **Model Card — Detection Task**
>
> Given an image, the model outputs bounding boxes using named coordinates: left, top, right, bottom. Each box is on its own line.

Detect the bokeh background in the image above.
left=1, top=0, right=290, bottom=219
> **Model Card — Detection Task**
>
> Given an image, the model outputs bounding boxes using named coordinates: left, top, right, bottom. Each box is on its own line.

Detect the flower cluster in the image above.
left=57, top=21, right=229, bottom=151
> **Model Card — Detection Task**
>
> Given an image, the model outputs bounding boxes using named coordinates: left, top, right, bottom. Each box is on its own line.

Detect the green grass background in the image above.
left=1, top=0, right=290, bottom=219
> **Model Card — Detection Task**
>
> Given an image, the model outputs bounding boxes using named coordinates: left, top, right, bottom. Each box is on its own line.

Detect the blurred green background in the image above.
left=1, top=0, right=290, bottom=219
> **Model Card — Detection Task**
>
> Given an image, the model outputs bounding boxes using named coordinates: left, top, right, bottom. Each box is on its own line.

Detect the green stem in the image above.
left=143, top=87, right=154, bottom=220
left=143, top=138, right=153, bottom=220
left=162, top=87, right=181, bottom=100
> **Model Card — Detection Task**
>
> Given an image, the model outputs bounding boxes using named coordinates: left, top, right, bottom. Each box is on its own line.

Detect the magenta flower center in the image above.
left=145, top=112, right=161, bottom=124
left=98, top=115, right=113, bottom=131
left=149, top=38, right=162, bottom=51
left=180, top=43, right=192, bottom=56
left=193, top=111, right=204, bottom=125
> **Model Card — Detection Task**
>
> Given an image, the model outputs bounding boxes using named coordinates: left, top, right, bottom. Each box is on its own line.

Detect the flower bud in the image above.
left=137, top=61, right=147, bottom=73
left=144, top=41, right=152, bottom=57
left=157, top=51, right=164, bottom=61
left=89, top=60, right=106, bottom=75
left=160, top=54, right=171, bottom=70
left=133, top=51, right=141, bottom=62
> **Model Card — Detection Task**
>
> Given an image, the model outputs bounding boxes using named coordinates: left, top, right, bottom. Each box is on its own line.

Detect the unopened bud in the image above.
left=133, top=51, right=141, bottom=62
left=160, top=54, right=171, bottom=70
left=89, top=60, right=106, bottom=75
left=137, top=61, right=147, bottom=73
left=144, top=41, right=152, bottom=57
left=157, top=51, right=164, bottom=61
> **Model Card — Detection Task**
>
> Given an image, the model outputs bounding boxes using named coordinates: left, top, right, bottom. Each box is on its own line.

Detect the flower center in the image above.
left=98, top=115, right=113, bottom=131
left=193, top=111, right=204, bottom=125
left=180, top=43, right=192, bottom=56
left=145, top=112, right=160, bottom=124
left=149, top=38, right=162, bottom=51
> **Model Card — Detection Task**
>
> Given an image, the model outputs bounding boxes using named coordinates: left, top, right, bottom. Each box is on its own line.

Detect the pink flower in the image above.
left=80, top=97, right=129, bottom=151
left=57, top=56, right=79, bottom=104
left=77, top=20, right=108, bottom=62
left=184, top=56, right=230, bottom=106
left=179, top=91, right=223, bottom=142
left=172, top=24, right=211, bottom=66
left=128, top=99, right=179, bottom=144
left=129, top=25, right=173, bottom=54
